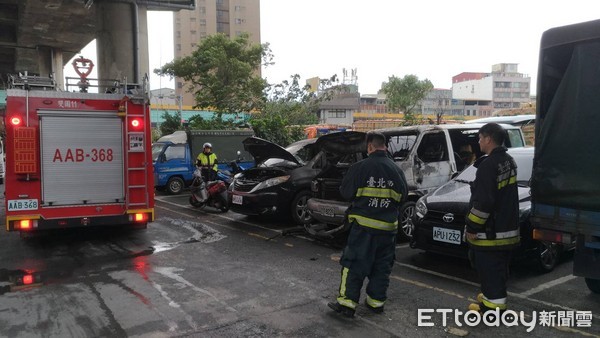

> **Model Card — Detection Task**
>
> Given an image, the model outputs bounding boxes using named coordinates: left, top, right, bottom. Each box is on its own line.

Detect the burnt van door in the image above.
left=413, top=131, right=452, bottom=194
left=40, top=112, right=124, bottom=206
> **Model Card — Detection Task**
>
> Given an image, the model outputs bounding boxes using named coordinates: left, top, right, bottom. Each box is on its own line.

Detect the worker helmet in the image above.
left=203, top=142, right=212, bottom=148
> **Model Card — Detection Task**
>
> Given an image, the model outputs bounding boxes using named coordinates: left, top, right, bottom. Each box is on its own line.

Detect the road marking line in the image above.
left=156, top=199, right=281, bottom=233
left=155, top=195, right=184, bottom=200
left=158, top=200, right=600, bottom=325
left=396, top=262, right=479, bottom=287
left=387, top=272, right=599, bottom=336
left=395, top=243, right=409, bottom=249
left=396, top=261, right=600, bottom=321
left=520, top=275, right=578, bottom=297
left=389, top=274, right=467, bottom=299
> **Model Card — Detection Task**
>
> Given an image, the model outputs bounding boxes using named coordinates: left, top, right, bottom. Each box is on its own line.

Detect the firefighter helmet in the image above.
left=203, top=142, right=212, bottom=148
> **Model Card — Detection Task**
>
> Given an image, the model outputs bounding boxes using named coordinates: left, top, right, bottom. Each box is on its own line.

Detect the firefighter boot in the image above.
left=364, top=300, right=384, bottom=314
left=468, top=293, right=485, bottom=312
left=328, top=302, right=355, bottom=318
left=468, top=303, right=481, bottom=312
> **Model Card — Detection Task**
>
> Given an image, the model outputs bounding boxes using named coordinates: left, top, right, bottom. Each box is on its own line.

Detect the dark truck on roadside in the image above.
left=530, top=19, right=600, bottom=293
left=152, top=129, right=254, bottom=194
left=307, top=123, right=526, bottom=241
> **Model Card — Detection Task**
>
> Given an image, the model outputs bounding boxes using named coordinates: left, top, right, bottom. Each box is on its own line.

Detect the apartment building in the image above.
left=173, top=0, right=261, bottom=106
left=452, top=63, right=531, bottom=117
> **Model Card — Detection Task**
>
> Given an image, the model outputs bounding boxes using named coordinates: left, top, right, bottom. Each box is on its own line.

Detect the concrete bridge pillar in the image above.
left=96, top=1, right=149, bottom=86
left=37, top=46, right=64, bottom=89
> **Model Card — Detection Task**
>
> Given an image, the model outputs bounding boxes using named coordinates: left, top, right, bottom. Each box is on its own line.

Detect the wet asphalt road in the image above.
left=0, top=187, right=599, bottom=337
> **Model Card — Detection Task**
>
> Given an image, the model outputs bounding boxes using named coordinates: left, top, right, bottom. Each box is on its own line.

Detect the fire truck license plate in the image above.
left=7, top=199, right=39, bottom=211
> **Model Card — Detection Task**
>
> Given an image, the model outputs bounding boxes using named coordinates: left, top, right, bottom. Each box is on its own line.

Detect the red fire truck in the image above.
left=4, top=74, right=154, bottom=233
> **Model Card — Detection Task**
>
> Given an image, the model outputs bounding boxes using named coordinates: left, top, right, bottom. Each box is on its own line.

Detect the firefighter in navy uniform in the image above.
left=465, top=123, right=519, bottom=315
left=196, top=142, right=218, bottom=182
left=328, top=131, right=408, bottom=318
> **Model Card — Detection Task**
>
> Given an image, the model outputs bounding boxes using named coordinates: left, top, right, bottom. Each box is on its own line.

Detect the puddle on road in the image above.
left=0, top=218, right=225, bottom=295
left=151, top=217, right=226, bottom=253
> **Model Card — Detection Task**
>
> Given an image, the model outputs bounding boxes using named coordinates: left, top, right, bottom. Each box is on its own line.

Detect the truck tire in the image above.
left=585, top=278, right=600, bottom=294
left=397, top=201, right=416, bottom=242
left=166, top=177, right=184, bottom=195
left=291, top=190, right=313, bottom=225
left=536, top=241, right=559, bottom=273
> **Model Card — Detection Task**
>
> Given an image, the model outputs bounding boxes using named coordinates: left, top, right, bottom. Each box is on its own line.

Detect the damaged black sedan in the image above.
left=228, top=132, right=367, bottom=225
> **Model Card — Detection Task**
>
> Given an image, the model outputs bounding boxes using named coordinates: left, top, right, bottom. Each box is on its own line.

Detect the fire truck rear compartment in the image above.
left=40, top=113, right=124, bottom=206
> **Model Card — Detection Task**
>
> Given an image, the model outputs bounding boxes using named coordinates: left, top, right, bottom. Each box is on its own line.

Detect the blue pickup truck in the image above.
left=152, top=130, right=255, bottom=194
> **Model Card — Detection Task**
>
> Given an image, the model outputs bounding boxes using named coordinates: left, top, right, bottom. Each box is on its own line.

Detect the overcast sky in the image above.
left=71, top=1, right=600, bottom=94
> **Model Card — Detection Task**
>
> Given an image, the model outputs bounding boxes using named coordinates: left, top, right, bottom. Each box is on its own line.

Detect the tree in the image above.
left=382, top=75, right=433, bottom=125
left=159, top=111, right=182, bottom=136
left=431, top=90, right=450, bottom=125
left=155, top=33, right=270, bottom=118
left=187, top=115, right=247, bottom=130
left=250, top=74, right=337, bottom=146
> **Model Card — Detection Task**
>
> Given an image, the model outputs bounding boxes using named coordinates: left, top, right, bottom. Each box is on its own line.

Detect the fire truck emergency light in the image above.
left=10, top=117, right=22, bottom=126
left=22, top=275, right=34, bottom=285
left=132, top=213, right=149, bottom=222
left=19, top=220, right=32, bottom=229
left=131, top=118, right=141, bottom=128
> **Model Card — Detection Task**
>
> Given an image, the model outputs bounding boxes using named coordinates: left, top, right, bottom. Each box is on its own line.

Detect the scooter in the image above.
left=189, top=167, right=229, bottom=212
left=215, top=151, right=246, bottom=186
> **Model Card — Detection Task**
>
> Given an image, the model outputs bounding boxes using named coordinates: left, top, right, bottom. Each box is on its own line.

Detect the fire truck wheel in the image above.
left=167, top=177, right=184, bottom=195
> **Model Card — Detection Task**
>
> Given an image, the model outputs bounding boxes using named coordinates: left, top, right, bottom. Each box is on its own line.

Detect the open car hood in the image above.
left=314, top=131, right=367, bottom=155
left=242, top=137, right=300, bottom=165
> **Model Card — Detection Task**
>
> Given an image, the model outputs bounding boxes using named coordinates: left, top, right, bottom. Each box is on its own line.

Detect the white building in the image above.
left=452, top=63, right=531, bottom=117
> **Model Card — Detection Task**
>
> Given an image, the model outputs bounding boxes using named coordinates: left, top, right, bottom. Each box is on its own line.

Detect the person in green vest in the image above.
left=196, top=142, right=218, bottom=182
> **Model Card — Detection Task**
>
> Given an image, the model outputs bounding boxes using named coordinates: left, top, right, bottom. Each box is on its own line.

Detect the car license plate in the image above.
left=232, top=195, right=243, bottom=205
left=433, top=227, right=461, bottom=245
left=7, top=199, right=39, bottom=211
left=320, top=205, right=334, bottom=217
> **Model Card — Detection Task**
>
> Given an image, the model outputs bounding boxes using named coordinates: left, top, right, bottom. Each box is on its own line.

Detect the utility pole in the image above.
left=178, top=94, right=183, bottom=127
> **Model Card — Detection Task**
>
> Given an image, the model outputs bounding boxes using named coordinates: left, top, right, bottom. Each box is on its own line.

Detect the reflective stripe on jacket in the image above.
left=466, top=147, right=519, bottom=250
left=197, top=152, right=218, bottom=172
left=340, top=150, right=408, bottom=233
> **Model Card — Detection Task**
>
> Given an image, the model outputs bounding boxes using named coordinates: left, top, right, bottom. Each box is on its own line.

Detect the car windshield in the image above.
left=387, top=133, right=418, bottom=159
left=506, top=129, right=525, bottom=147
left=455, top=151, right=533, bottom=185
left=151, top=143, right=166, bottom=162
left=285, top=142, right=314, bottom=163
left=260, top=141, right=314, bottom=167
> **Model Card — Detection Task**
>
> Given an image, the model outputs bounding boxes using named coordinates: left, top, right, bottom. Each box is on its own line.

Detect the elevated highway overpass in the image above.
left=0, top=0, right=194, bottom=89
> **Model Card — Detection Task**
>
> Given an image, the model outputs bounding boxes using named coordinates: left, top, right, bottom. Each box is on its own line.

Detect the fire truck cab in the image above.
left=4, top=74, right=154, bottom=232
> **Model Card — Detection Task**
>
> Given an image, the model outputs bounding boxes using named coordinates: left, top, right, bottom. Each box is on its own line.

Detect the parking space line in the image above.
left=520, top=275, right=578, bottom=297
left=156, top=199, right=282, bottom=233
left=155, top=202, right=319, bottom=249
left=396, top=261, right=600, bottom=321
left=390, top=274, right=467, bottom=299
left=396, top=262, right=479, bottom=287
left=388, top=270, right=599, bottom=335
